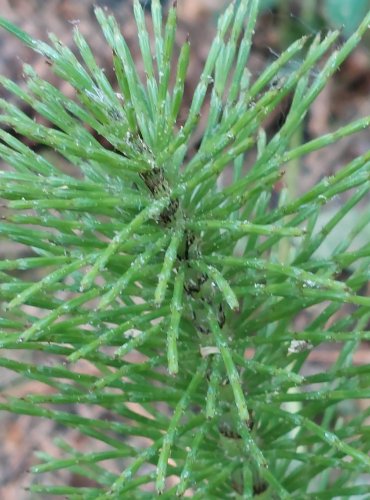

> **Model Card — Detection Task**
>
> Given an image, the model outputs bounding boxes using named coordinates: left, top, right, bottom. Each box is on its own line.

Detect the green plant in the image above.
left=1, top=0, right=370, bottom=497
left=260, top=0, right=370, bottom=38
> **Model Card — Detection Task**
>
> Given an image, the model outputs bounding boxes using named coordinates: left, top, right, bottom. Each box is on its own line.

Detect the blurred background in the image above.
left=0, top=0, right=370, bottom=497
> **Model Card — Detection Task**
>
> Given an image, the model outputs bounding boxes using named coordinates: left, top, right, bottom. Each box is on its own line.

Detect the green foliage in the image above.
left=1, top=0, right=370, bottom=497
left=260, top=0, right=370, bottom=38
left=323, top=0, right=370, bottom=37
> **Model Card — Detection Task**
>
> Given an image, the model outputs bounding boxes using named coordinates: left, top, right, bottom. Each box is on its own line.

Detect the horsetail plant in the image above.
left=1, top=0, right=370, bottom=496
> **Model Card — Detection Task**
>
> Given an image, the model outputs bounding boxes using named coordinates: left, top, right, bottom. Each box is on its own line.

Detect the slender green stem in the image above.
left=167, top=267, right=185, bottom=374
left=155, top=359, right=208, bottom=493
